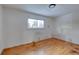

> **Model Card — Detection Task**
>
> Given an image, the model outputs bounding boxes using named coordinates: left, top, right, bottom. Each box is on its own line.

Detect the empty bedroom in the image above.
left=0, top=4, right=79, bottom=55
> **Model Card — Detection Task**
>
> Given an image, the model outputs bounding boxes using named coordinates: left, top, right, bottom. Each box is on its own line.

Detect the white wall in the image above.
left=0, top=5, right=4, bottom=54
left=3, top=7, right=56, bottom=48
left=56, top=12, right=79, bottom=44
left=3, top=5, right=79, bottom=49
left=2, top=5, right=79, bottom=50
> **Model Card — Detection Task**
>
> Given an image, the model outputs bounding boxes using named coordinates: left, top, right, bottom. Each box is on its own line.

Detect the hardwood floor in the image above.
left=1, top=37, right=79, bottom=55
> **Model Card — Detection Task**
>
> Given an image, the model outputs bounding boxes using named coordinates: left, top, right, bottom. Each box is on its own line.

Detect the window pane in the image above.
left=28, top=19, right=44, bottom=28
left=38, top=20, right=44, bottom=28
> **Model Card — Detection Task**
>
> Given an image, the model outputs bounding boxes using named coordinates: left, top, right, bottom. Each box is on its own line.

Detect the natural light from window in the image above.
left=28, top=19, right=44, bottom=28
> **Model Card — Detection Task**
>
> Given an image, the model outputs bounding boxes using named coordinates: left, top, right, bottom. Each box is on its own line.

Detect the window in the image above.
left=28, top=19, right=44, bottom=28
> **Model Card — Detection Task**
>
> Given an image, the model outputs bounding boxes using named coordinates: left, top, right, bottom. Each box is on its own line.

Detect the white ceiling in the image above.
left=3, top=4, right=79, bottom=18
